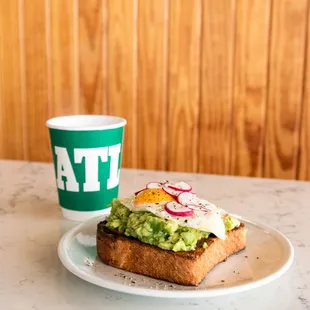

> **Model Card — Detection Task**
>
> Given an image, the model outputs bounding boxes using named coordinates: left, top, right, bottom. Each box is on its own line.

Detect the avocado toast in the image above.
left=96, top=181, right=247, bottom=286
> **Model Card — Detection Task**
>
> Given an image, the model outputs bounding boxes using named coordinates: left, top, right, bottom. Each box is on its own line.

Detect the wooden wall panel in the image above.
left=79, top=0, right=106, bottom=114
left=50, top=0, right=79, bottom=116
left=137, top=0, right=168, bottom=170
left=23, top=0, right=51, bottom=161
left=198, top=0, right=235, bottom=175
left=299, top=6, right=310, bottom=181
left=0, top=0, right=310, bottom=180
left=231, top=0, right=270, bottom=177
left=264, top=0, right=308, bottom=179
left=107, top=0, right=137, bottom=168
left=0, top=0, right=26, bottom=159
left=168, top=0, right=201, bottom=172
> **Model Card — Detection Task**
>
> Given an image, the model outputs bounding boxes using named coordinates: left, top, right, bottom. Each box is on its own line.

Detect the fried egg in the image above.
left=134, top=188, right=174, bottom=208
left=119, top=188, right=227, bottom=239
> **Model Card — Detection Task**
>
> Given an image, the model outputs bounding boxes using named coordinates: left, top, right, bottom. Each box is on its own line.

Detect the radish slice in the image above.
left=177, top=192, right=198, bottom=205
left=146, top=182, right=162, bottom=189
left=162, top=185, right=181, bottom=197
left=187, top=204, right=209, bottom=212
left=167, top=181, right=192, bottom=192
left=165, top=202, right=194, bottom=217
left=134, top=189, right=144, bottom=196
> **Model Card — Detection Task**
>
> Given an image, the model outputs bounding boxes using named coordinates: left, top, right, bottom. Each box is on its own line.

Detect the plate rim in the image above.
left=58, top=212, right=294, bottom=298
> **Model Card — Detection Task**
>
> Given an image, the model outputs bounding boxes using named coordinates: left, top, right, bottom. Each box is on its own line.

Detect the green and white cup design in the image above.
left=46, top=115, right=126, bottom=221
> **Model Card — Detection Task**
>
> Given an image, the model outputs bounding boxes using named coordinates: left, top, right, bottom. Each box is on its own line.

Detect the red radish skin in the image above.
left=165, top=202, right=194, bottom=217
left=162, top=186, right=182, bottom=197
left=134, top=189, right=145, bottom=196
left=177, top=192, right=197, bottom=205
left=146, top=182, right=163, bottom=189
left=167, top=181, right=192, bottom=192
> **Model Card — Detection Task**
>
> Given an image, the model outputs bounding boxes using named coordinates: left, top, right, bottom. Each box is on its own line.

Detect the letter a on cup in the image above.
left=54, top=146, right=79, bottom=192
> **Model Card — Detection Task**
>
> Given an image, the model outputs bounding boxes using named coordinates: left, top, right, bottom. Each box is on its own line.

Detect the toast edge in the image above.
left=97, top=223, right=247, bottom=286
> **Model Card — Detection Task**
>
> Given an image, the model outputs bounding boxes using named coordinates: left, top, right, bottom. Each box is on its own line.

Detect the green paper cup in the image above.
left=46, top=115, right=126, bottom=221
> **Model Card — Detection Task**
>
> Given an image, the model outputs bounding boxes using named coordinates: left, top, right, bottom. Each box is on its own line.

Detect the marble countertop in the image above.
left=0, top=160, right=309, bottom=310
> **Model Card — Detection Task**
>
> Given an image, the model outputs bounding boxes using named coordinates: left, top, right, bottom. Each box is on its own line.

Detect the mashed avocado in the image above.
left=105, top=199, right=240, bottom=252
left=224, top=215, right=240, bottom=231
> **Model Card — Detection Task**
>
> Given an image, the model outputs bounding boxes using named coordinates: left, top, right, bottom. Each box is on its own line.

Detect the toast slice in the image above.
left=97, top=222, right=247, bottom=286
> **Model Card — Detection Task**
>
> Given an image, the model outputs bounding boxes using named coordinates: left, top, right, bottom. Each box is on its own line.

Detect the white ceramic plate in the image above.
left=58, top=210, right=294, bottom=298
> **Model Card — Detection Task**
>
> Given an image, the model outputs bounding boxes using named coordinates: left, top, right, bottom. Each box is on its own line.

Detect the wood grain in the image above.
left=198, top=0, right=235, bottom=175
left=137, top=0, right=168, bottom=170
left=107, top=0, right=137, bottom=168
left=0, top=0, right=26, bottom=159
left=23, top=0, right=51, bottom=161
left=231, top=0, right=270, bottom=177
left=264, top=0, right=308, bottom=179
left=50, top=0, right=79, bottom=116
left=0, top=0, right=310, bottom=180
left=299, top=5, right=310, bottom=180
left=79, top=0, right=106, bottom=114
left=168, top=0, right=201, bottom=172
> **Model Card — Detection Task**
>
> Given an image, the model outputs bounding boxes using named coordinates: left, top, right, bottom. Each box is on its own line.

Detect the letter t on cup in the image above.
left=74, top=147, right=108, bottom=192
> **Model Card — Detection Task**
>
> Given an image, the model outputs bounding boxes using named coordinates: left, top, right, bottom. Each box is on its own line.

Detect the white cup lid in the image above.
left=46, top=115, right=127, bottom=131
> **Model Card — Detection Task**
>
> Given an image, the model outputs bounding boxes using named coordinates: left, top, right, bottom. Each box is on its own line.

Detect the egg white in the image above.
left=118, top=196, right=227, bottom=240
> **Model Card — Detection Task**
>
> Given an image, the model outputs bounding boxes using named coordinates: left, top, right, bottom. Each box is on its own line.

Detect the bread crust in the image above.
left=97, top=223, right=247, bottom=286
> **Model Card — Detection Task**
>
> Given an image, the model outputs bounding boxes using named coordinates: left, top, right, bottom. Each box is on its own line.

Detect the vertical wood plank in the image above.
left=168, top=0, right=201, bottom=172
left=299, top=4, right=310, bottom=180
left=108, top=0, right=137, bottom=168
left=79, top=0, right=106, bottom=114
left=23, top=0, right=51, bottom=161
left=50, top=0, right=79, bottom=116
left=231, top=0, right=270, bottom=177
left=0, top=0, right=26, bottom=159
left=137, top=0, right=168, bottom=170
left=198, top=0, right=235, bottom=175
left=265, top=0, right=308, bottom=179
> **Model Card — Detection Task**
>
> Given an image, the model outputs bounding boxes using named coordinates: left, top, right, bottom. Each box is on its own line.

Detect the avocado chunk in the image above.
left=105, top=199, right=131, bottom=233
left=224, top=215, right=240, bottom=231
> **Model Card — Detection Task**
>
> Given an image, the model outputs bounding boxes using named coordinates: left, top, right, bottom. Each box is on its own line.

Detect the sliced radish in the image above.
left=134, top=189, right=144, bottom=196
left=167, top=181, right=192, bottom=192
left=187, top=204, right=209, bottom=213
left=165, top=202, right=194, bottom=217
left=146, top=182, right=163, bottom=189
left=177, top=192, right=198, bottom=205
left=162, top=185, right=182, bottom=197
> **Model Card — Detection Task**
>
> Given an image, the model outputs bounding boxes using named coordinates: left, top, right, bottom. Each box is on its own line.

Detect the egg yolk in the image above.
left=134, top=188, right=174, bottom=206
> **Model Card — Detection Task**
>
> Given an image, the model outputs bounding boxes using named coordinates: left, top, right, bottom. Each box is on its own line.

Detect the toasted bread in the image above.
left=96, top=222, right=247, bottom=286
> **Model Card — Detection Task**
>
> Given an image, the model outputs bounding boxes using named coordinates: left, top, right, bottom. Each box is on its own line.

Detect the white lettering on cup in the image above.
left=107, top=143, right=121, bottom=189
left=74, top=147, right=108, bottom=192
left=54, top=146, right=79, bottom=192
